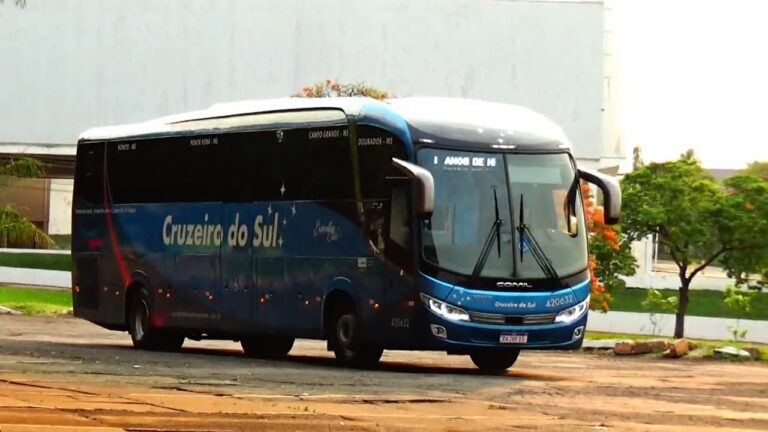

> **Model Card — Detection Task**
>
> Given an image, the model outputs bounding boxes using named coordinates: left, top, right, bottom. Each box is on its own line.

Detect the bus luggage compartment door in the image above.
left=220, top=204, right=254, bottom=332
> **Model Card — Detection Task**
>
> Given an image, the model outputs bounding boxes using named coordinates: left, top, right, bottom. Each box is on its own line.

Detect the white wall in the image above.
left=588, top=311, right=768, bottom=344
left=48, top=179, right=73, bottom=234
left=0, top=0, right=610, bottom=163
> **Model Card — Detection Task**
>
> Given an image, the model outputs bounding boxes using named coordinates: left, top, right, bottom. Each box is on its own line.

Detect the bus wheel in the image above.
left=128, top=288, right=184, bottom=352
left=330, top=310, right=383, bottom=368
left=241, top=335, right=294, bottom=358
left=469, top=349, right=520, bottom=374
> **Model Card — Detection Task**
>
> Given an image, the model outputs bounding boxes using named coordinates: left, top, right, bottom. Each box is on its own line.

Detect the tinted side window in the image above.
left=385, top=181, right=413, bottom=272
left=74, top=142, right=105, bottom=206
left=281, top=126, right=354, bottom=201
left=222, top=130, right=273, bottom=202
left=222, top=127, right=354, bottom=202
left=107, top=136, right=221, bottom=203
left=356, top=125, right=408, bottom=199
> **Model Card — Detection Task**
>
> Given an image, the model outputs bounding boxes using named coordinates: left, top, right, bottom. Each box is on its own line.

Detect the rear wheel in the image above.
left=329, top=309, right=383, bottom=368
left=128, top=288, right=184, bottom=351
left=469, top=349, right=520, bottom=373
left=241, top=335, right=294, bottom=358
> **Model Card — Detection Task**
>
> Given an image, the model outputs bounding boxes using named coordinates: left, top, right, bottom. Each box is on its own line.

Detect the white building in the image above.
left=0, top=0, right=623, bottom=235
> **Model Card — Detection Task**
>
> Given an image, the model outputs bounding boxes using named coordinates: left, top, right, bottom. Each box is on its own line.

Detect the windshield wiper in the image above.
left=471, top=187, right=503, bottom=282
left=517, top=194, right=562, bottom=287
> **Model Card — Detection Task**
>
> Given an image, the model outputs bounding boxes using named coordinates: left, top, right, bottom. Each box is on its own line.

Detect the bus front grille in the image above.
left=469, top=312, right=556, bottom=326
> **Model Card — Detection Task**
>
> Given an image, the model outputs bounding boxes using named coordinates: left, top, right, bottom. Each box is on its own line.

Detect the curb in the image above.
left=0, top=306, right=22, bottom=315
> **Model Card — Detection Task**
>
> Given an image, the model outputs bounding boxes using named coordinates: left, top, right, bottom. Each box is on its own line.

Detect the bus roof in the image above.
left=78, top=97, right=570, bottom=151
left=78, top=97, right=368, bottom=141
left=385, top=97, right=570, bottom=150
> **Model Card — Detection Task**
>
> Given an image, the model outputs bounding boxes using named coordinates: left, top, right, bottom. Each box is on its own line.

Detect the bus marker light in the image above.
left=373, top=303, right=380, bottom=311
left=573, top=326, right=584, bottom=340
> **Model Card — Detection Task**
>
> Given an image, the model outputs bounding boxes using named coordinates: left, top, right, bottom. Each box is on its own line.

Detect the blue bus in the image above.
left=72, top=97, right=620, bottom=372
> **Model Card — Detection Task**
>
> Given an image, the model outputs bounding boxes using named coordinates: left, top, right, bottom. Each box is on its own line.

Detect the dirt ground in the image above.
left=0, top=315, right=766, bottom=431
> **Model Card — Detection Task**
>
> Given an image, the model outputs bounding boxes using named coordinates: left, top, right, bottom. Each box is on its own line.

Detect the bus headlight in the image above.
left=420, top=293, right=470, bottom=322
left=554, top=296, right=590, bottom=324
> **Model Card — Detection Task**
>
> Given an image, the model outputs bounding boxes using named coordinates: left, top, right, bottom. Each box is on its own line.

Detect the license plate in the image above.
left=499, top=333, right=528, bottom=344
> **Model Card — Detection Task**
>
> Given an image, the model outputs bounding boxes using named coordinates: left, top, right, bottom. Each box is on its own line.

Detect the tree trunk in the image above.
left=675, top=279, right=690, bottom=338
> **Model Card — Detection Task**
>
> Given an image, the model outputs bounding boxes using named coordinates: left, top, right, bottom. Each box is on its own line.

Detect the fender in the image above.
left=122, top=270, right=152, bottom=324
left=321, top=276, right=359, bottom=330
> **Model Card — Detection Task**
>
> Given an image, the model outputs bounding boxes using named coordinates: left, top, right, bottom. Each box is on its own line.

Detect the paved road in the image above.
left=0, top=315, right=766, bottom=431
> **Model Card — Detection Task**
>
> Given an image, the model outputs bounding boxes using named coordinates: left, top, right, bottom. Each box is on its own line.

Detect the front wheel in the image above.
left=469, top=349, right=520, bottom=373
left=330, top=310, right=383, bottom=368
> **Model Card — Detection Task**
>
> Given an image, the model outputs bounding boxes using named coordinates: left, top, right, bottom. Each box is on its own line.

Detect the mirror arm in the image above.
left=577, top=168, right=622, bottom=225
left=392, top=158, right=435, bottom=219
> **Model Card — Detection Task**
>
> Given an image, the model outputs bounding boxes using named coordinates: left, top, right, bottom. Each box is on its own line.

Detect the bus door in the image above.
left=355, top=125, right=416, bottom=344
left=378, top=180, right=417, bottom=344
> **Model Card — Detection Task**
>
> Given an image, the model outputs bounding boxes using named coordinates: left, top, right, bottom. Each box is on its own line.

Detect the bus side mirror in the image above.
left=577, top=168, right=621, bottom=225
left=392, top=158, right=434, bottom=219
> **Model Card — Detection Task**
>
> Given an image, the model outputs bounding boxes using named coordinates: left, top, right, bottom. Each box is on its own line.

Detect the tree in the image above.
left=632, top=146, right=644, bottom=170
left=718, top=173, right=768, bottom=290
left=641, top=288, right=677, bottom=336
left=741, top=161, right=768, bottom=182
left=0, top=157, right=54, bottom=248
left=620, top=151, right=768, bottom=337
left=722, top=285, right=754, bottom=342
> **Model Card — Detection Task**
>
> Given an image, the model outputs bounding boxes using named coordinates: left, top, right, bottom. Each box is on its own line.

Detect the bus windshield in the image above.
left=418, top=148, right=587, bottom=281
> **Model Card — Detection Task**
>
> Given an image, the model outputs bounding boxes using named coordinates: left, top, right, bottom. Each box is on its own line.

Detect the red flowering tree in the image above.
left=582, top=183, right=636, bottom=311
left=293, top=80, right=391, bottom=100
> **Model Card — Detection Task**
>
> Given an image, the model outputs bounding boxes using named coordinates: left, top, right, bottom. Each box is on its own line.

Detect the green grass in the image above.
left=0, top=252, right=72, bottom=271
left=0, top=285, right=72, bottom=315
left=609, top=287, right=768, bottom=320
left=586, top=331, right=768, bottom=362
left=585, top=331, right=658, bottom=341
left=49, top=234, right=72, bottom=250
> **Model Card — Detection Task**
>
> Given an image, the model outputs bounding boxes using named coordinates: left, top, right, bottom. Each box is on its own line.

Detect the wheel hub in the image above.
left=337, top=315, right=354, bottom=347
left=134, top=300, right=148, bottom=341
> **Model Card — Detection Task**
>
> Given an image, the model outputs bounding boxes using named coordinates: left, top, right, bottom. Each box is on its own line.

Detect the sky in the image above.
left=614, top=0, right=768, bottom=169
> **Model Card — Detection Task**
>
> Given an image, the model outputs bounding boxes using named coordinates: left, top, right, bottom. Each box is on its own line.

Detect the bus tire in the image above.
left=469, top=349, right=520, bottom=373
left=241, top=335, right=294, bottom=358
left=329, top=309, right=383, bottom=368
left=128, top=287, right=184, bottom=352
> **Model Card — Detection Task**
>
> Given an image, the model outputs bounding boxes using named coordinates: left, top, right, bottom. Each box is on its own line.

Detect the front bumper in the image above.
left=416, top=307, right=588, bottom=352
